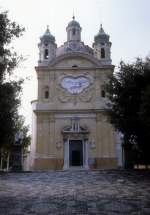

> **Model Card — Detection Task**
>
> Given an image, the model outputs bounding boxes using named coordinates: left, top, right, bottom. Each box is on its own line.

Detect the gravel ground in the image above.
left=0, top=170, right=150, bottom=214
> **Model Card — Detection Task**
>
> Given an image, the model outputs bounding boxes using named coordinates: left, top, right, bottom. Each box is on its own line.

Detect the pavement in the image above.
left=0, top=170, right=150, bottom=215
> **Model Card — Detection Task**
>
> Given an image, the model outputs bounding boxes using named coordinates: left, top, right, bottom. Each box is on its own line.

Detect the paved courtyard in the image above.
left=0, top=170, right=150, bottom=215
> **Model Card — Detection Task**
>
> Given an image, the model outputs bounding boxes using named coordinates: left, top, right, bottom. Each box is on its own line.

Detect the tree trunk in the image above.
left=0, top=150, right=3, bottom=170
left=6, top=153, right=10, bottom=171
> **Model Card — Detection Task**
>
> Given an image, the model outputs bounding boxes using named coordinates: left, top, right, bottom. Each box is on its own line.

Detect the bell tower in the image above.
left=38, top=26, right=57, bottom=65
left=93, top=24, right=112, bottom=64
left=66, top=16, right=82, bottom=42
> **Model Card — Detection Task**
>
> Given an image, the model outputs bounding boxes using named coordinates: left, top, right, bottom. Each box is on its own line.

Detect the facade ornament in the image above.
left=89, top=139, right=96, bottom=149
left=56, top=74, right=94, bottom=103
left=79, top=86, right=94, bottom=102
left=56, top=141, right=62, bottom=149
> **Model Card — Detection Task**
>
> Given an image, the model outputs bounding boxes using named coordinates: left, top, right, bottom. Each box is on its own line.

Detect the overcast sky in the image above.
left=0, top=0, right=150, bottom=129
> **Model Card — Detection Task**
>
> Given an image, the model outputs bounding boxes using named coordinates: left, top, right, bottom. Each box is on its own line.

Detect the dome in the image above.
left=40, top=26, right=55, bottom=44
left=67, top=16, right=81, bottom=29
left=94, top=24, right=109, bottom=43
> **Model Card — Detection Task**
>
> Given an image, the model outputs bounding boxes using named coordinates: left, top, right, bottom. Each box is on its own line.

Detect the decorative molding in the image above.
left=56, top=73, right=94, bottom=103
left=56, top=141, right=62, bottom=149
left=57, top=87, right=72, bottom=103
left=35, top=154, right=56, bottom=159
left=79, top=86, right=94, bottom=102
left=55, top=113, right=96, bottom=119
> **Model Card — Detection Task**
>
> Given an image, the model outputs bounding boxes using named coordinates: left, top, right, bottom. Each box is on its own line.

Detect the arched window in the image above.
left=101, top=48, right=105, bottom=59
left=72, top=65, right=78, bottom=68
left=72, top=28, right=76, bottom=35
left=44, top=49, right=49, bottom=59
left=44, top=90, right=49, bottom=99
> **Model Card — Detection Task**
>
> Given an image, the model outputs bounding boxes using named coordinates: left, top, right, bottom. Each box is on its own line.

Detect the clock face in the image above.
left=61, top=76, right=90, bottom=94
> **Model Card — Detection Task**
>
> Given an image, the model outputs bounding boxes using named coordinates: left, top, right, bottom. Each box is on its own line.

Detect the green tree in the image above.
left=0, top=11, right=30, bottom=170
left=106, top=58, right=150, bottom=168
left=15, top=115, right=31, bottom=154
left=0, top=11, right=24, bottom=82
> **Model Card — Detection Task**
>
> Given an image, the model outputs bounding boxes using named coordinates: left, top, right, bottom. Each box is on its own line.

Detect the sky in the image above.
left=0, top=0, right=150, bottom=130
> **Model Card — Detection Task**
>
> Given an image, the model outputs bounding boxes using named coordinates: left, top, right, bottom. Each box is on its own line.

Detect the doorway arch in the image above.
left=62, top=118, right=89, bottom=169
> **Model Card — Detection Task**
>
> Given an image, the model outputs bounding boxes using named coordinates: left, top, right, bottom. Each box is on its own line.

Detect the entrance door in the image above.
left=69, top=140, right=83, bottom=166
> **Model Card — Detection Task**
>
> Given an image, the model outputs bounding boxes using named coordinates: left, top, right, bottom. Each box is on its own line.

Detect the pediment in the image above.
left=48, top=53, right=100, bottom=68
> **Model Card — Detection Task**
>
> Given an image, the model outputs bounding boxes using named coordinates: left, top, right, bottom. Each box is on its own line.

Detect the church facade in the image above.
left=30, top=17, right=118, bottom=170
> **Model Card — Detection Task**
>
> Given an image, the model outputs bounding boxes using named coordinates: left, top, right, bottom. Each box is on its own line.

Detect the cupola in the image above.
left=66, top=16, right=82, bottom=42
left=40, top=26, right=55, bottom=44
left=94, top=24, right=110, bottom=44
